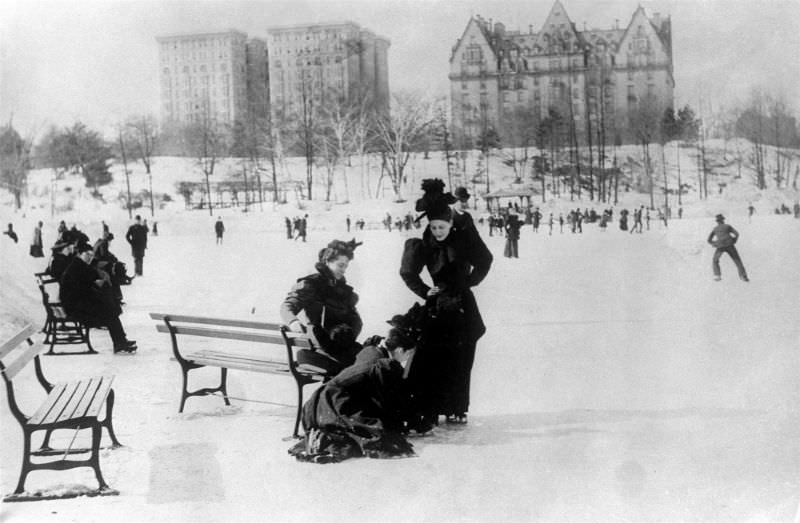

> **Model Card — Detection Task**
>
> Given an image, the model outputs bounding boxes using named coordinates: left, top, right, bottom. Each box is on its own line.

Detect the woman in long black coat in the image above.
left=400, top=179, right=493, bottom=425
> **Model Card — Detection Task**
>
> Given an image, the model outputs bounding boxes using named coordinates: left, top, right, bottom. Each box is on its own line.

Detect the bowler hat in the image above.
left=454, top=186, right=470, bottom=202
left=715, top=214, right=725, bottom=222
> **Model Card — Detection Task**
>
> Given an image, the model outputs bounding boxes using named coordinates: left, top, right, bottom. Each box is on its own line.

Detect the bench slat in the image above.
left=39, top=381, right=83, bottom=425
left=2, top=340, right=46, bottom=380
left=28, top=382, right=68, bottom=425
left=0, top=324, right=37, bottom=361
left=150, top=313, right=282, bottom=331
left=85, top=377, right=114, bottom=419
left=65, top=377, right=104, bottom=421
left=188, top=350, right=291, bottom=374
left=155, top=324, right=287, bottom=345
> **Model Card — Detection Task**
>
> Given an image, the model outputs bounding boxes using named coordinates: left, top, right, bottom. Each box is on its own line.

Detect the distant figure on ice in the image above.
left=30, top=221, right=44, bottom=257
left=504, top=213, right=521, bottom=258
left=59, top=242, right=137, bottom=353
left=559, top=213, right=564, bottom=233
left=281, top=238, right=364, bottom=374
left=125, top=214, right=148, bottom=276
left=748, top=203, right=755, bottom=223
left=285, top=217, right=293, bottom=239
left=619, top=209, right=629, bottom=231
left=548, top=213, right=554, bottom=235
left=346, top=215, right=351, bottom=233
left=214, top=217, right=225, bottom=244
left=794, top=202, right=800, bottom=219
left=294, top=214, right=308, bottom=242
left=532, top=207, right=542, bottom=233
left=401, top=179, right=493, bottom=428
left=3, top=223, right=18, bottom=243
left=287, top=305, right=424, bottom=464
left=707, top=214, right=749, bottom=282
left=57, top=220, right=67, bottom=241
left=152, top=221, right=158, bottom=236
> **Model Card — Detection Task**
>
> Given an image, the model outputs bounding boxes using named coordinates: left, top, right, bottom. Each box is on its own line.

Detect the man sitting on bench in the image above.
left=60, top=241, right=137, bottom=354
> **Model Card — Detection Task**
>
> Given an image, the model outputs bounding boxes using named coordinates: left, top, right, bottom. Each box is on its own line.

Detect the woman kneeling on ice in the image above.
left=289, top=304, right=425, bottom=464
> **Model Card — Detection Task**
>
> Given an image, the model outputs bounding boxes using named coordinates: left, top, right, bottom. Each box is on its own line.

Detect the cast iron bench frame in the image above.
left=35, top=272, right=97, bottom=355
left=149, top=313, right=331, bottom=438
left=0, top=324, right=121, bottom=501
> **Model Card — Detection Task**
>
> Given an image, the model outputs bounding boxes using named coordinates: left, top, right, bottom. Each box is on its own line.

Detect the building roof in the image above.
left=483, top=187, right=537, bottom=199
left=156, top=30, right=247, bottom=42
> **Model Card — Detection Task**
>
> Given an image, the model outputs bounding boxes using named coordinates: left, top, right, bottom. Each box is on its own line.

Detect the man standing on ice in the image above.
left=214, top=217, right=225, bottom=245
left=125, top=214, right=148, bottom=276
left=707, top=214, right=749, bottom=282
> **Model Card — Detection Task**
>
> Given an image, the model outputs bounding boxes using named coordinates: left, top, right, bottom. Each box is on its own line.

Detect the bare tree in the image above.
left=374, top=91, right=434, bottom=200
left=629, top=94, right=663, bottom=208
left=185, top=100, right=227, bottom=215
left=116, top=125, right=134, bottom=219
left=127, top=115, right=158, bottom=216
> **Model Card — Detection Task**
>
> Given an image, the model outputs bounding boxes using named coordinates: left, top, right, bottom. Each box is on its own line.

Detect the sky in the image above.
left=1, top=0, right=799, bottom=137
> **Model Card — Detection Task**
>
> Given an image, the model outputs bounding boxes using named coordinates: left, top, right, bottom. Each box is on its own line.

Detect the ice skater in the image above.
left=707, top=214, right=749, bottom=282
left=215, top=217, right=225, bottom=244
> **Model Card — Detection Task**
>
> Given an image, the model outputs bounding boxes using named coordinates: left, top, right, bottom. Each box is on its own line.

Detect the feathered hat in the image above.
left=415, top=178, right=456, bottom=222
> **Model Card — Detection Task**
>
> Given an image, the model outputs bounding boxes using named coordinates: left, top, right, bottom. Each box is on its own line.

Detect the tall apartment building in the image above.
left=266, top=21, right=390, bottom=122
left=157, top=30, right=267, bottom=126
left=449, top=1, right=674, bottom=144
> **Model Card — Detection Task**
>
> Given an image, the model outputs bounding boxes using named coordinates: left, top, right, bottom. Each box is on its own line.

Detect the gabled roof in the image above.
left=534, top=1, right=583, bottom=51
left=449, top=16, right=497, bottom=63
left=616, top=5, right=670, bottom=52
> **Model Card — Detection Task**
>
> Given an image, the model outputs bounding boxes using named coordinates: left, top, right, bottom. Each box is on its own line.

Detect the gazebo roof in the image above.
left=483, top=187, right=537, bottom=199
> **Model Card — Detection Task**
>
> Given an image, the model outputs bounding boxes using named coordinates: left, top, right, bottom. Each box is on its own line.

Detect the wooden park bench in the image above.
left=35, top=272, right=97, bottom=355
left=0, top=324, right=122, bottom=502
left=149, top=313, right=333, bottom=438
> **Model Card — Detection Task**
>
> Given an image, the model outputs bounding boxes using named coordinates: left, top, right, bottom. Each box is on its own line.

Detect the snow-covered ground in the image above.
left=1, top=203, right=799, bottom=521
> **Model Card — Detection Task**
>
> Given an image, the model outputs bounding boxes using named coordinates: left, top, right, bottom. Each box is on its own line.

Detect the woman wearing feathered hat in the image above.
left=281, top=238, right=365, bottom=374
left=400, top=179, right=493, bottom=426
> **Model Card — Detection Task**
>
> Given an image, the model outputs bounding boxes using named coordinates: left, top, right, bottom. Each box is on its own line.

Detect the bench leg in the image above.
left=37, top=428, right=55, bottom=454
left=293, top=382, right=304, bottom=439
left=219, top=368, right=230, bottom=406
left=83, top=325, right=97, bottom=354
left=90, top=424, right=110, bottom=490
left=14, top=430, right=33, bottom=495
left=103, top=389, right=122, bottom=448
left=179, top=365, right=191, bottom=413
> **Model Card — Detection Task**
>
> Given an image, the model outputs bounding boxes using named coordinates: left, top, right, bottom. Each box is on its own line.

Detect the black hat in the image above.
left=386, top=303, right=426, bottom=339
left=415, top=179, right=456, bottom=222
left=715, top=214, right=725, bottom=222
left=454, top=186, right=470, bottom=202
left=75, top=241, right=94, bottom=254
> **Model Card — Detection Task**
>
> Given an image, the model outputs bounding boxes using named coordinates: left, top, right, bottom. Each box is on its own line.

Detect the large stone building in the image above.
left=157, top=30, right=268, bottom=126
left=449, top=1, right=674, bottom=145
left=266, top=21, right=390, bottom=122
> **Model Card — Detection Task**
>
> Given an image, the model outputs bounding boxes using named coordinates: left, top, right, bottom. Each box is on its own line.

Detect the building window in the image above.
left=466, top=45, right=483, bottom=64
left=462, top=81, right=468, bottom=90
left=627, top=70, right=634, bottom=80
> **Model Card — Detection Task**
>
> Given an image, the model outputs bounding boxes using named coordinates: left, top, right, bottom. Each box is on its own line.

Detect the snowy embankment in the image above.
left=1, top=205, right=800, bottom=521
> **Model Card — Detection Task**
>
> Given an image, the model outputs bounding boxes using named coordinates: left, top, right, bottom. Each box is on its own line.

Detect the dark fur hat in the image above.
left=318, top=238, right=363, bottom=262
left=415, top=178, right=456, bottom=222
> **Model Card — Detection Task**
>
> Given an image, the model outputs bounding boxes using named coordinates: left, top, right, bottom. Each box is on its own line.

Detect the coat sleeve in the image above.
left=466, top=230, right=493, bottom=288
left=399, top=238, right=429, bottom=299
left=279, top=278, right=316, bottom=326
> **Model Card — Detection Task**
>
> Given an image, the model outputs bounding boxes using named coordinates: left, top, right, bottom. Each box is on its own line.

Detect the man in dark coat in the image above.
left=59, top=242, right=136, bottom=353
left=214, top=217, right=225, bottom=245
left=707, top=214, right=749, bottom=282
left=125, top=215, right=148, bottom=276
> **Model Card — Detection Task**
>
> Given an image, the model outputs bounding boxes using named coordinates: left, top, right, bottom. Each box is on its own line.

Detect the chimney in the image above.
left=529, top=24, right=533, bottom=34
left=615, top=19, right=619, bottom=30
left=489, top=18, right=493, bottom=32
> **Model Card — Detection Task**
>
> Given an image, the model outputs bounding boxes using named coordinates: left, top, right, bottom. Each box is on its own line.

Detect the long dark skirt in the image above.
left=289, top=359, right=414, bottom=463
